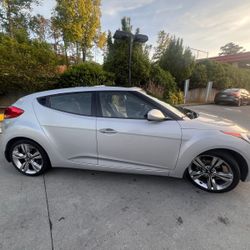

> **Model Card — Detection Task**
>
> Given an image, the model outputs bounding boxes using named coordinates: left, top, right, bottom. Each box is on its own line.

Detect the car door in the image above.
left=34, top=91, right=97, bottom=165
left=96, top=91, right=182, bottom=171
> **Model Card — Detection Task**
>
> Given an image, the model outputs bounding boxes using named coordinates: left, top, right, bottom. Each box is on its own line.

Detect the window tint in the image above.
left=99, top=92, right=155, bottom=119
left=48, top=92, right=92, bottom=116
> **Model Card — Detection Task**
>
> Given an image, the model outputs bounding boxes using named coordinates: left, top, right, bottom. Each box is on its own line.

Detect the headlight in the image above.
left=221, top=131, right=250, bottom=143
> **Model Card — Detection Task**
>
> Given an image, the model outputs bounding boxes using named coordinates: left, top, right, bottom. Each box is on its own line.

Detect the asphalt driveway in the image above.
left=1, top=104, right=250, bottom=250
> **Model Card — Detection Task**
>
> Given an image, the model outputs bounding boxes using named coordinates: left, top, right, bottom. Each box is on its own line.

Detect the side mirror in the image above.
left=147, top=109, right=166, bottom=121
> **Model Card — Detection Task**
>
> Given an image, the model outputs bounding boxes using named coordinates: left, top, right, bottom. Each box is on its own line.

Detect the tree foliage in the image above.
left=152, top=31, right=171, bottom=62
left=53, top=0, right=106, bottom=62
left=219, top=42, right=245, bottom=56
left=159, top=37, right=195, bottom=87
left=149, top=64, right=176, bottom=91
left=59, top=62, right=114, bottom=88
left=29, top=14, right=50, bottom=41
left=0, top=34, right=58, bottom=95
left=190, top=60, right=250, bottom=90
left=103, top=17, right=151, bottom=86
left=0, top=0, right=38, bottom=38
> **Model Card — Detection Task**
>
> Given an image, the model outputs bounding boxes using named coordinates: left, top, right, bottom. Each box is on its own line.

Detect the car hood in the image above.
left=179, top=113, right=247, bottom=133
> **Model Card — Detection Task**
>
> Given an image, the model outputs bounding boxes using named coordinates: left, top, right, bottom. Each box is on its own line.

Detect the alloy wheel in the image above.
left=188, top=155, right=234, bottom=191
left=12, top=143, right=43, bottom=175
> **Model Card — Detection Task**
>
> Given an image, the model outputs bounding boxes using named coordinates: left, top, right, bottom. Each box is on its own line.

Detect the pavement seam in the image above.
left=43, top=174, right=54, bottom=250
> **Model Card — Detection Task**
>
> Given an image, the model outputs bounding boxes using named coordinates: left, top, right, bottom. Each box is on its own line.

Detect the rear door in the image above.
left=96, top=91, right=182, bottom=171
left=34, top=91, right=97, bottom=165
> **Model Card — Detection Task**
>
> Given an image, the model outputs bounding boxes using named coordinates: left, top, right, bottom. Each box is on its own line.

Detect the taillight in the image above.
left=4, top=106, right=24, bottom=119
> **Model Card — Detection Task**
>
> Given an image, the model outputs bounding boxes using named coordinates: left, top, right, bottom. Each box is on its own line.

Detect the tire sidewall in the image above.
left=9, top=139, right=50, bottom=176
left=188, top=151, right=241, bottom=193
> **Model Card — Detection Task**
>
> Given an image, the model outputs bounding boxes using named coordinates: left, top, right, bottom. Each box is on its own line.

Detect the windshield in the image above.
left=143, top=92, right=188, bottom=119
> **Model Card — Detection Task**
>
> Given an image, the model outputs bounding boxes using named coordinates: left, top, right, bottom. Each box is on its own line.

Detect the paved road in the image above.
left=1, top=105, right=250, bottom=250
left=189, top=104, right=250, bottom=130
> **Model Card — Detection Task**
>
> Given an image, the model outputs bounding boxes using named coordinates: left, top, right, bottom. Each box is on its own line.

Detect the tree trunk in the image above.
left=63, top=39, right=69, bottom=66
left=6, top=1, right=13, bottom=37
left=82, top=46, right=86, bottom=62
left=76, top=43, right=81, bottom=63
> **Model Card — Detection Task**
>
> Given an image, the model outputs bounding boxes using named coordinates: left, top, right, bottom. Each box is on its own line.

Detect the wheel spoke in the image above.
left=30, top=160, right=42, bottom=172
left=13, top=151, right=25, bottom=159
left=190, top=171, right=206, bottom=180
left=214, top=172, right=233, bottom=182
left=210, top=157, right=219, bottom=167
left=192, top=157, right=206, bottom=169
left=207, top=176, right=213, bottom=190
left=30, top=151, right=42, bottom=160
left=214, top=159, right=224, bottom=169
left=20, top=144, right=30, bottom=154
left=211, top=177, right=218, bottom=190
left=20, top=161, right=29, bottom=172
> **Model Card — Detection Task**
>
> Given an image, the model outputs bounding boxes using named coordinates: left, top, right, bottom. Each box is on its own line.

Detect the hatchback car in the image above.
left=1, top=86, right=250, bottom=193
left=214, top=88, right=250, bottom=106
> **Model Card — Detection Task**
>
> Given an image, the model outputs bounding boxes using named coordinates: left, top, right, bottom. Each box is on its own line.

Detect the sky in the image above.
left=33, top=0, right=250, bottom=59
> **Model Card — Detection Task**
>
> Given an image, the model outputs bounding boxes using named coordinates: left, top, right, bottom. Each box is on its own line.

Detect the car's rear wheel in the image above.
left=9, top=139, right=50, bottom=176
left=187, top=151, right=240, bottom=193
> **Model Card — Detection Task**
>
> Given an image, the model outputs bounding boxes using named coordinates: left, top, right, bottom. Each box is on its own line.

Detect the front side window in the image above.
left=99, top=92, right=155, bottom=119
left=48, top=92, right=92, bottom=116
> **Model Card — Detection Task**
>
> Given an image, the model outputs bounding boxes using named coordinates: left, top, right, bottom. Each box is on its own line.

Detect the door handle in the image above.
left=99, top=128, right=117, bottom=134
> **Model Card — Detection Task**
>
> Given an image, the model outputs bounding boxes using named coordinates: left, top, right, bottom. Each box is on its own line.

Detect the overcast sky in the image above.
left=33, top=0, right=250, bottom=58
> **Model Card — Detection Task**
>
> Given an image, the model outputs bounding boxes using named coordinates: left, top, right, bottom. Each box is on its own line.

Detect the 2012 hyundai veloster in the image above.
left=1, top=86, right=250, bottom=193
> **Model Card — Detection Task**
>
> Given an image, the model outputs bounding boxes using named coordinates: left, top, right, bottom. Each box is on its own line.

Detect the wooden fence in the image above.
left=186, top=88, right=218, bottom=103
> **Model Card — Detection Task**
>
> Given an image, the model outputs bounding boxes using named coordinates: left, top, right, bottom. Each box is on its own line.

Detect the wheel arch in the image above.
left=5, top=137, right=51, bottom=166
left=184, top=148, right=248, bottom=181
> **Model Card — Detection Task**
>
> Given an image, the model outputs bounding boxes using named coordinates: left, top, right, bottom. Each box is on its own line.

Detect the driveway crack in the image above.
left=43, top=174, right=54, bottom=250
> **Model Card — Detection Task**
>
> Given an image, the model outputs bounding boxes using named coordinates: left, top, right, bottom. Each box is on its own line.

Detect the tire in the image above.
left=9, top=139, right=50, bottom=176
left=187, top=151, right=240, bottom=193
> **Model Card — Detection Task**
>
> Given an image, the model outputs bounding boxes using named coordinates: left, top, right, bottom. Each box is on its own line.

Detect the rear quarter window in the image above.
left=37, top=92, right=93, bottom=116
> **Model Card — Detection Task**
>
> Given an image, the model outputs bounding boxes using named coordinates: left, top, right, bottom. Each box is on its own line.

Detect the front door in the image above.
left=96, top=91, right=182, bottom=171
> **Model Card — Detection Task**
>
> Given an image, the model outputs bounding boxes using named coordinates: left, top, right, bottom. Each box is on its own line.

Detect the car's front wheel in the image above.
left=187, top=151, right=240, bottom=193
left=9, top=139, right=50, bottom=176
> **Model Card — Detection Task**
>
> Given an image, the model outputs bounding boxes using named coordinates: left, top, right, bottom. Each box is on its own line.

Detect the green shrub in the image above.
left=59, top=62, right=115, bottom=88
left=149, top=64, right=176, bottom=92
left=0, top=34, right=59, bottom=95
left=165, top=90, right=184, bottom=105
left=190, top=59, right=250, bottom=90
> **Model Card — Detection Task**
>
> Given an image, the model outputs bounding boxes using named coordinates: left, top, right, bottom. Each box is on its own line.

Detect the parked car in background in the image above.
left=1, top=86, right=250, bottom=193
left=214, top=88, right=250, bottom=106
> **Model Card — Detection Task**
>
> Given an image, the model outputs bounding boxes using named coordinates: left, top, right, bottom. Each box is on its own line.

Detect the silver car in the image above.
left=1, top=86, right=250, bottom=193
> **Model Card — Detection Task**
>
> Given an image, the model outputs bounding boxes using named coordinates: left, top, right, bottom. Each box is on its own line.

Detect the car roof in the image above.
left=24, top=86, right=142, bottom=99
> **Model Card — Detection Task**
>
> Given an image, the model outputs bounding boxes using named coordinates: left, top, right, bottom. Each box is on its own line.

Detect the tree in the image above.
left=219, top=42, right=245, bottom=56
left=53, top=0, right=105, bottom=62
left=190, top=60, right=250, bottom=90
left=29, top=14, right=50, bottom=41
left=103, top=17, right=151, bottom=86
left=0, top=33, right=59, bottom=95
left=0, top=0, right=38, bottom=37
left=159, top=37, right=195, bottom=87
left=152, top=30, right=171, bottom=62
left=59, top=62, right=114, bottom=88
left=190, top=63, right=208, bottom=88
